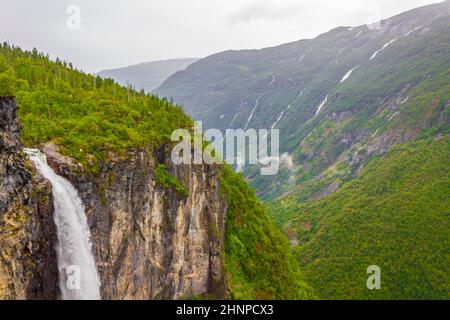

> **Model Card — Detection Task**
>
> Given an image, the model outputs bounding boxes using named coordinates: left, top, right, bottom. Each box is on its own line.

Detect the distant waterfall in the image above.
left=24, top=149, right=101, bottom=300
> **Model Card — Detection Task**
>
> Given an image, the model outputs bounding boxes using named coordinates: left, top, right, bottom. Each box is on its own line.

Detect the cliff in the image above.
left=43, top=143, right=227, bottom=299
left=0, top=97, right=58, bottom=299
left=0, top=95, right=312, bottom=300
left=0, top=42, right=315, bottom=300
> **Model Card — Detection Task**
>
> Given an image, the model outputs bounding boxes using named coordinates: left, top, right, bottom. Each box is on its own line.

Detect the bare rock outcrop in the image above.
left=44, top=143, right=227, bottom=300
left=0, top=97, right=58, bottom=299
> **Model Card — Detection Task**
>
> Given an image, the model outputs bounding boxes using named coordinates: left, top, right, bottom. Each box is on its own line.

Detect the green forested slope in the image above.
left=0, top=44, right=192, bottom=173
left=221, top=166, right=314, bottom=299
left=154, top=1, right=450, bottom=299
left=0, top=43, right=313, bottom=300
left=270, top=138, right=450, bottom=299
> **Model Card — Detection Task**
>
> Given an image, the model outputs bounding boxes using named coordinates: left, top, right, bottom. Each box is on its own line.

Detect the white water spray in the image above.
left=24, top=148, right=101, bottom=300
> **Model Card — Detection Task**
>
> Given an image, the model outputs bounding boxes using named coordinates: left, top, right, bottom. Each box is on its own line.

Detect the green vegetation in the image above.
left=0, top=43, right=192, bottom=173
left=0, top=43, right=314, bottom=300
left=156, top=2, right=450, bottom=199
left=0, top=71, right=16, bottom=96
left=155, top=164, right=189, bottom=197
left=271, top=138, right=450, bottom=299
left=220, top=165, right=315, bottom=299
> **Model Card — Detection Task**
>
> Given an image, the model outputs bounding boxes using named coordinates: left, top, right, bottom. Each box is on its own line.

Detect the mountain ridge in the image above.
left=0, top=43, right=314, bottom=300
left=156, top=0, right=450, bottom=200
left=98, top=58, right=199, bottom=93
left=155, top=0, right=450, bottom=299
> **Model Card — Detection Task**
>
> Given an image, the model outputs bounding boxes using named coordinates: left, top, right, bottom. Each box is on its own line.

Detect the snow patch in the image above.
left=271, top=109, right=286, bottom=130
left=388, top=111, right=399, bottom=121
left=419, top=27, right=430, bottom=35
left=340, top=66, right=359, bottom=83
left=269, top=74, right=275, bottom=87
left=315, top=95, right=328, bottom=117
left=405, top=25, right=423, bottom=37
left=371, top=128, right=380, bottom=138
left=401, top=96, right=409, bottom=104
left=229, top=112, right=239, bottom=127
left=244, top=98, right=260, bottom=130
left=370, top=39, right=397, bottom=60
left=404, top=30, right=414, bottom=37
left=298, top=53, right=306, bottom=63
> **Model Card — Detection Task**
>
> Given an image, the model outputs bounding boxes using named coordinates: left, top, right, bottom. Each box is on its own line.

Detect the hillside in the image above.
left=221, top=166, right=313, bottom=299
left=155, top=0, right=450, bottom=300
left=156, top=0, right=450, bottom=200
left=0, top=44, right=313, bottom=299
left=98, top=58, right=199, bottom=93
left=269, top=137, right=450, bottom=299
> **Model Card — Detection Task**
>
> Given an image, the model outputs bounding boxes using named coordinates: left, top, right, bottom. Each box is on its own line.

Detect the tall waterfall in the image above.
left=24, top=149, right=101, bottom=300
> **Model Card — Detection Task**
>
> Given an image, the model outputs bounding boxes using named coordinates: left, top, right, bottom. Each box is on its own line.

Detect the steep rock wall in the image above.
left=44, top=143, right=227, bottom=299
left=0, top=97, right=58, bottom=299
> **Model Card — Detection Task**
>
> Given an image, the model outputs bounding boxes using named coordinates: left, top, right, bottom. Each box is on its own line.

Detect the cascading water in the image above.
left=24, top=148, right=101, bottom=300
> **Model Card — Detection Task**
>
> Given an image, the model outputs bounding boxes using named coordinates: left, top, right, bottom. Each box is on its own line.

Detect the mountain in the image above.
left=268, top=137, right=449, bottom=299
left=1, top=1, right=448, bottom=301
left=98, top=58, right=199, bottom=92
left=156, top=1, right=450, bottom=299
left=156, top=0, right=450, bottom=199
left=0, top=44, right=314, bottom=299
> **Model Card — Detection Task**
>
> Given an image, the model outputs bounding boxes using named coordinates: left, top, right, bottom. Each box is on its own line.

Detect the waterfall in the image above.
left=24, top=148, right=101, bottom=300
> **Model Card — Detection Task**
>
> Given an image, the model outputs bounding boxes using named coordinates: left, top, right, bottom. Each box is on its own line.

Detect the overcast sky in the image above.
left=0, top=0, right=443, bottom=73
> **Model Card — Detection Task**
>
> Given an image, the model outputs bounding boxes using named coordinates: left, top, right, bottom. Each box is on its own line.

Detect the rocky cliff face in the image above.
left=44, top=143, right=227, bottom=299
left=0, top=96, right=227, bottom=300
left=0, top=97, right=58, bottom=299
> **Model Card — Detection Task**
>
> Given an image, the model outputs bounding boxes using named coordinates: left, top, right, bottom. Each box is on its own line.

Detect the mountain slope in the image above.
left=269, top=137, right=450, bottom=299
left=98, top=58, right=199, bottom=92
left=221, top=166, right=314, bottom=299
left=0, top=44, right=313, bottom=299
left=155, top=1, right=450, bottom=300
left=156, top=0, right=450, bottom=199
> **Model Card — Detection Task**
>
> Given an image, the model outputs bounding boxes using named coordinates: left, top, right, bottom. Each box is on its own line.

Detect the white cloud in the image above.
left=0, top=0, right=442, bottom=73
left=259, top=153, right=295, bottom=170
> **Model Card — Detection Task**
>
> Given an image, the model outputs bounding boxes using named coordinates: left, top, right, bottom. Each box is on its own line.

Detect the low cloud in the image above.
left=259, top=153, right=295, bottom=170
left=280, top=153, right=295, bottom=170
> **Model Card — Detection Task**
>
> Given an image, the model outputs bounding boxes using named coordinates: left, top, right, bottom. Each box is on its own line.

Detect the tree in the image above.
left=0, top=72, right=16, bottom=96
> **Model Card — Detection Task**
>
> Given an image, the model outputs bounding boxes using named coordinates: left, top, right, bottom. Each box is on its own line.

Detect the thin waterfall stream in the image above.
left=24, top=148, right=101, bottom=300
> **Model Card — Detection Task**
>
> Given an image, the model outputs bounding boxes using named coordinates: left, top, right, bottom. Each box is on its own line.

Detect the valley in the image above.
left=0, top=44, right=312, bottom=299
left=154, top=1, right=450, bottom=299
left=0, top=0, right=448, bottom=301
